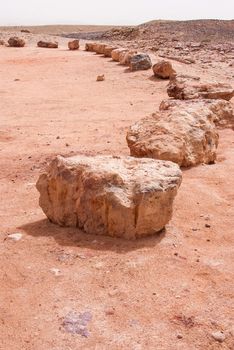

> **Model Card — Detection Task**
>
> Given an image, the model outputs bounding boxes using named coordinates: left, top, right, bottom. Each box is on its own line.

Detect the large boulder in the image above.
left=167, top=76, right=234, bottom=101
left=103, top=46, right=117, bottom=57
left=8, top=37, right=25, bottom=47
left=129, top=53, right=152, bottom=71
left=37, top=41, right=58, bottom=48
left=160, top=99, right=234, bottom=129
left=153, top=60, right=176, bottom=79
left=127, top=100, right=219, bottom=167
left=111, top=48, right=128, bottom=61
left=68, top=40, right=79, bottom=50
left=36, top=155, right=182, bottom=239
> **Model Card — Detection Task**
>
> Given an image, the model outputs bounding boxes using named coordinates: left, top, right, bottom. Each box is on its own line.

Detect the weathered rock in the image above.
left=68, top=40, right=79, bottom=50
left=127, top=100, right=219, bottom=167
left=211, top=331, right=226, bottom=343
left=85, top=42, right=97, bottom=52
left=103, top=46, right=117, bottom=57
left=96, top=74, right=105, bottom=82
left=111, top=48, right=128, bottom=61
left=129, top=53, right=152, bottom=71
left=167, top=76, right=234, bottom=101
left=8, top=37, right=25, bottom=47
left=94, top=44, right=107, bottom=54
left=21, top=29, right=30, bottom=33
left=36, top=155, right=182, bottom=239
left=37, top=41, right=58, bottom=48
left=153, top=60, right=176, bottom=79
left=119, top=50, right=138, bottom=65
left=159, top=99, right=233, bottom=129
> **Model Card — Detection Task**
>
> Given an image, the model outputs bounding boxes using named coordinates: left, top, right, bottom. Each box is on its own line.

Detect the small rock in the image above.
left=50, top=268, right=61, bottom=276
left=37, top=41, right=58, bottom=49
left=211, top=331, right=225, bottom=343
left=7, top=233, right=23, bottom=241
left=177, top=334, right=183, bottom=339
left=96, top=74, right=105, bottom=82
left=205, top=224, right=211, bottom=228
left=152, top=60, right=176, bottom=79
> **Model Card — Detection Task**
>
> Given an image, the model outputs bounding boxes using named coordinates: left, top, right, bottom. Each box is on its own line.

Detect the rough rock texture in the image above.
left=37, top=41, right=58, bottom=48
left=111, top=48, right=128, bottom=61
left=8, top=37, right=25, bottom=47
left=68, top=40, right=79, bottom=50
left=103, top=46, right=117, bottom=57
left=120, top=51, right=138, bottom=65
left=127, top=101, right=219, bottom=167
left=85, top=42, right=96, bottom=52
left=153, top=60, right=176, bottom=79
left=94, top=44, right=107, bottom=54
left=167, top=76, right=234, bottom=101
left=36, top=155, right=182, bottom=239
left=160, top=99, right=234, bottom=129
left=129, top=54, right=152, bottom=71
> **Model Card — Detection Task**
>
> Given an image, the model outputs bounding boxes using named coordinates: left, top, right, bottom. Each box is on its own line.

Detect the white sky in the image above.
left=1, top=0, right=233, bottom=26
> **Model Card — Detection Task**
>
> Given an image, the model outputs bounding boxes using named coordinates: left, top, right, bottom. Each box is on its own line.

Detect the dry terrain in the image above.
left=0, top=22, right=234, bottom=349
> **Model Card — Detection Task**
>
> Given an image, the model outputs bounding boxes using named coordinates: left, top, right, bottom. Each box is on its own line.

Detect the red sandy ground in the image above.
left=0, top=39, right=233, bottom=350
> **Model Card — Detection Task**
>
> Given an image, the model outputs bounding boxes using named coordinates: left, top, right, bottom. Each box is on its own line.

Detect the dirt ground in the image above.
left=0, top=37, right=233, bottom=350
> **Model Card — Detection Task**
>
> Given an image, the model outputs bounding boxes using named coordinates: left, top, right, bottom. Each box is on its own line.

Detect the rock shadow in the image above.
left=20, top=218, right=166, bottom=253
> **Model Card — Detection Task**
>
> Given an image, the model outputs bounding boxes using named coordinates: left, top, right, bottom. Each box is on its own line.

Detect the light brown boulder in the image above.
left=111, top=48, right=128, bottom=61
left=85, top=42, right=97, bottom=51
left=94, top=44, right=107, bottom=54
left=167, top=76, right=234, bottom=101
left=160, top=99, right=234, bottom=129
left=129, top=53, right=152, bottom=71
left=36, top=155, right=182, bottom=239
left=37, top=41, right=58, bottom=48
left=103, top=46, right=117, bottom=57
left=153, top=60, right=176, bottom=79
left=127, top=100, right=219, bottom=167
left=68, top=40, right=79, bottom=50
left=119, top=50, right=138, bottom=65
left=8, top=37, right=25, bottom=47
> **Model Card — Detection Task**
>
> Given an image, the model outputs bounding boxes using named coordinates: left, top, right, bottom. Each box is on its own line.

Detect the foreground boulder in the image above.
left=37, top=41, right=58, bottom=48
left=129, top=53, right=152, bottom=71
left=153, top=60, right=176, bottom=79
left=36, top=155, right=182, bottom=239
left=127, top=100, right=219, bottom=167
left=167, top=76, right=234, bottom=101
left=68, top=40, right=79, bottom=50
left=111, top=48, right=128, bottom=61
left=8, top=37, right=25, bottom=47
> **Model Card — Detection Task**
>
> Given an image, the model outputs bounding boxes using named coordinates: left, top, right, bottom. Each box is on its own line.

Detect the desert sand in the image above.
left=0, top=24, right=234, bottom=349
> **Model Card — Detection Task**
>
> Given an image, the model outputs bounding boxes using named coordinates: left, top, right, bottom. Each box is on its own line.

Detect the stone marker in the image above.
left=129, top=53, right=152, bottom=71
left=68, top=40, right=79, bottom=50
left=37, top=41, right=58, bottom=48
left=127, top=100, right=219, bottom=167
left=36, top=155, right=182, bottom=239
left=8, top=37, right=25, bottom=47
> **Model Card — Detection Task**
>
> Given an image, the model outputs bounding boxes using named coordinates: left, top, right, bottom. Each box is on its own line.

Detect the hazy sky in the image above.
left=1, top=0, right=233, bottom=26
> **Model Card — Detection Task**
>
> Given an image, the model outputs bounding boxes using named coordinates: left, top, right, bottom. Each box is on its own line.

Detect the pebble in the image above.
left=211, top=331, right=226, bottom=343
left=50, top=268, right=61, bottom=276
left=7, top=233, right=23, bottom=241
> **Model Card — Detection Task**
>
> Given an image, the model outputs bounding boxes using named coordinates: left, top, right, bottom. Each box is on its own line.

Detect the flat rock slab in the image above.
left=167, top=77, right=234, bottom=101
left=127, top=100, right=220, bottom=167
left=36, top=155, right=182, bottom=239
